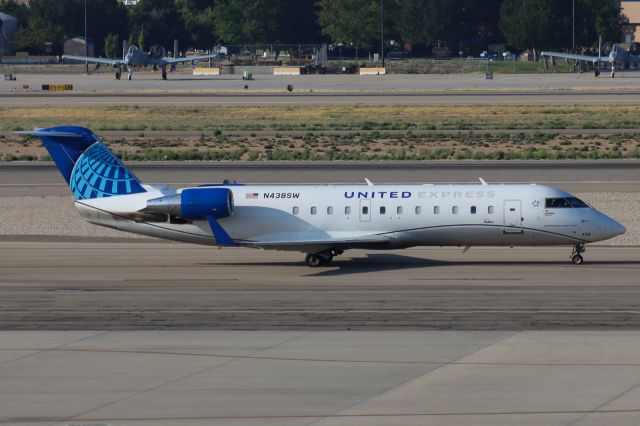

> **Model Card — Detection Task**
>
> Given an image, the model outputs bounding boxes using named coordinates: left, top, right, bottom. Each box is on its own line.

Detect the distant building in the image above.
left=621, top=1, right=640, bottom=42
left=64, top=37, right=95, bottom=57
left=0, top=12, right=18, bottom=55
left=121, top=0, right=140, bottom=5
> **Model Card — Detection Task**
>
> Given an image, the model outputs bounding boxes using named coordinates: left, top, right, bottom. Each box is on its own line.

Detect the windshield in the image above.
left=545, top=197, right=589, bottom=209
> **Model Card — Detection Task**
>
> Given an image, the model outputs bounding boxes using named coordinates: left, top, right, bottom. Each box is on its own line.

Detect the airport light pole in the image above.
left=572, top=0, right=575, bottom=52
left=84, top=0, right=89, bottom=75
left=380, top=0, right=384, bottom=67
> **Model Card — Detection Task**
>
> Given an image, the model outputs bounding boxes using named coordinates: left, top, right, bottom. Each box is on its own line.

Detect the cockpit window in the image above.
left=567, top=197, right=589, bottom=208
left=545, top=197, right=589, bottom=209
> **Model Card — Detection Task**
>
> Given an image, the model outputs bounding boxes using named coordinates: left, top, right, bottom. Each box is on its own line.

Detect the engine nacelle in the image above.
left=146, top=188, right=233, bottom=220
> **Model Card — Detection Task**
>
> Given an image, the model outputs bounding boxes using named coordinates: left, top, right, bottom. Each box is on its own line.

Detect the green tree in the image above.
left=394, top=0, right=462, bottom=47
left=576, top=0, right=624, bottom=48
left=128, top=0, right=181, bottom=51
left=138, top=27, right=146, bottom=51
left=499, top=0, right=559, bottom=54
left=104, top=33, right=119, bottom=58
left=11, top=0, right=126, bottom=55
left=317, top=0, right=379, bottom=48
left=213, top=0, right=285, bottom=45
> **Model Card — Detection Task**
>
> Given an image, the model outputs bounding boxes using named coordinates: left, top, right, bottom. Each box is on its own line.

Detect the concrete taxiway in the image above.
left=2, top=330, right=640, bottom=425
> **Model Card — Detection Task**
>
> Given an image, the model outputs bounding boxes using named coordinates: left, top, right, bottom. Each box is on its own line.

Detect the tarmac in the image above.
left=4, top=72, right=640, bottom=105
left=2, top=330, right=640, bottom=426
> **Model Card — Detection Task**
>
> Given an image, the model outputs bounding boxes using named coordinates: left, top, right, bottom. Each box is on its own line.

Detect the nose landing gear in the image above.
left=571, top=244, right=586, bottom=265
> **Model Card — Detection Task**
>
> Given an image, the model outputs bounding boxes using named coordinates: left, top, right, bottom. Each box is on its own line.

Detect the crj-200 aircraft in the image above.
left=63, top=45, right=218, bottom=80
left=20, top=126, right=626, bottom=267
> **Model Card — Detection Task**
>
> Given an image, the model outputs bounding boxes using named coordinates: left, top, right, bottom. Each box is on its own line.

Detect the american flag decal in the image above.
left=245, top=193, right=259, bottom=199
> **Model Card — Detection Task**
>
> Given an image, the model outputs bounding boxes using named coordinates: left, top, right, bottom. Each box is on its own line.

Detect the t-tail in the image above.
left=18, top=126, right=146, bottom=200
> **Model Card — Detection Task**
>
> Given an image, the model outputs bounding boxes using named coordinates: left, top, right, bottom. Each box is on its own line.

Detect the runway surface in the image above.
left=5, top=72, right=640, bottom=92
left=2, top=160, right=640, bottom=193
left=5, top=91, right=640, bottom=106
left=3, top=330, right=640, bottom=425
left=1, top=243, right=639, bottom=330
left=4, top=73, right=640, bottom=105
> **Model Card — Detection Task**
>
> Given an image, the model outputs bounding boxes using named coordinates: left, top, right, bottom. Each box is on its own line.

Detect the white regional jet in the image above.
left=20, top=126, right=626, bottom=267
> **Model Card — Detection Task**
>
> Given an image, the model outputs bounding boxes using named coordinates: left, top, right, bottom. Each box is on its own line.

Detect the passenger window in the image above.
left=345, top=206, right=351, bottom=215
left=452, top=206, right=458, bottom=214
left=311, top=207, right=317, bottom=215
left=380, top=206, right=386, bottom=214
left=471, top=206, right=476, bottom=214
left=434, top=206, right=440, bottom=214
left=488, top=206, right=494, bottom=214
left=293, top=207, right=299, bottom=215
left=415, top=206, right=421, bottom=214
left=362, top=206, right=369, bottom=215
left=397, top=206, right=403, bottom=215
left=327, top=207, right=333, bottom=215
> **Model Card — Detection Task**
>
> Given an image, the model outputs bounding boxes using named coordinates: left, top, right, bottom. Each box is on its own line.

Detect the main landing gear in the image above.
left=305, top=249, right=344, bottom=267
left=570, top=244, right=586, bottom=265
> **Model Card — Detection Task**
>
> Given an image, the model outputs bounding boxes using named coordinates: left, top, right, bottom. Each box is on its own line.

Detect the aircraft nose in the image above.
left=602, top=216, right=626, bottom=239
left=612, top=220, right=626, bottom=237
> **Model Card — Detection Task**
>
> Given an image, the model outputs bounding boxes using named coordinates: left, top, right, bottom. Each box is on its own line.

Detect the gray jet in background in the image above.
left=542, top=42, right=640, bottom=78
left=63, top=44, right=218, bottom=80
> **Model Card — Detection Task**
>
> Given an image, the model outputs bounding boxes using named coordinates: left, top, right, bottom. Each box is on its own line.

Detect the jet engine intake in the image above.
left=148, top=44, right=167, bottom=59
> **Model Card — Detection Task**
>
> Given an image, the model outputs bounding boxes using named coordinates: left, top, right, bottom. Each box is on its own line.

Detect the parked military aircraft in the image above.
left=18, top=126, right=626, bottom=267
left=63, top=44, right=218, bottom=80
left=542, top=42, right=640, bottom=78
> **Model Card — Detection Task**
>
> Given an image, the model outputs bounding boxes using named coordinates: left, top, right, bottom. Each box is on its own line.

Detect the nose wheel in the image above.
left=570, top=244, right=586, bottom=265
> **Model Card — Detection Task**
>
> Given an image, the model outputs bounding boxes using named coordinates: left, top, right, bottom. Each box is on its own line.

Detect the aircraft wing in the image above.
left=62, top=55, right=124, bottom=66
left=540, top=51, right=606, bottom=64
left=164, top=53, right=219, bottom=65
left=241, top=234, right=392, bottom=251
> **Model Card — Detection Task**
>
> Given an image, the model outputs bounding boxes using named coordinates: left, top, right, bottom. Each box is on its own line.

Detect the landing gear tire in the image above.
left=570, top=244, right=586, bottom=265
left=127, top=73, right=132, bottom=81
left=161, top=70, right=167, bottom=80
left=321, top=254, right=333, bottom=265
left=595, top=69, right=600, bottom=77
left=305, top=254, right=323, bottom=267
left=115, top=72, right=121, bottom=80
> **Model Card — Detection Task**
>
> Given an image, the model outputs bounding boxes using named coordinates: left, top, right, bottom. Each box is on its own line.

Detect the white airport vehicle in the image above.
left=20, top=126, right=626, bottom=267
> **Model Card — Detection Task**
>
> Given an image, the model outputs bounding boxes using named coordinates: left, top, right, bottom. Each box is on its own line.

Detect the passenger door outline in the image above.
left=503, top=200, right=523, bottom=233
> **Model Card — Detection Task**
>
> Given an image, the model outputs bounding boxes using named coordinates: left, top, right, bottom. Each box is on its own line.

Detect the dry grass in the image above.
left=4, top=132, right=639, bottom=162
left=3, top=105, right=640, bottom=132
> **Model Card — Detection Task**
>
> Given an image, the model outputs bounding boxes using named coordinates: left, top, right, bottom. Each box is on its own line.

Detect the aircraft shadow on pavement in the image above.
left=203, top=254, right=640, bottom=277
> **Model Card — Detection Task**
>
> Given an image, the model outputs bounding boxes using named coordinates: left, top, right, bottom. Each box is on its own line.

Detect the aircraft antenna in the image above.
left=364, top=178, right=374, bottom=187
left=479, top=177, right=488, bottom=186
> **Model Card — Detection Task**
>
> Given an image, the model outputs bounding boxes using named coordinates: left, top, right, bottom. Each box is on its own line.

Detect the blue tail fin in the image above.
left=18, top=126, right=146, bottom=200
